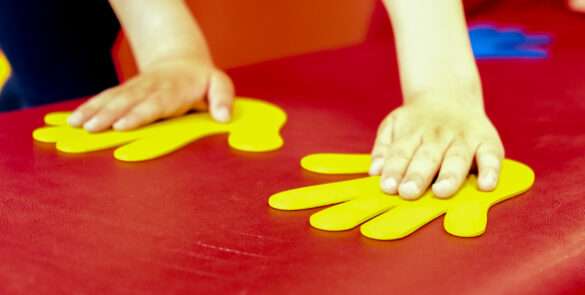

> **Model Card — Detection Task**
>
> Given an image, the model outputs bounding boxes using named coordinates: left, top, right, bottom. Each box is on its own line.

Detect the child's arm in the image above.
left=68, top=0, right=234, bottom=132
left=370, top=0, right=504, bottom=199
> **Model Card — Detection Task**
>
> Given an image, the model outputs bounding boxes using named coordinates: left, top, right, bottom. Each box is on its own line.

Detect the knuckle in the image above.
left=438, top=169, right=455, bottom=180
left=416, top=147, right=441, bottom=164
left=446, top=148, right=471, bottom=163
left=376, top=133, right=391, bottom=146
left=91, top=88, right=118, bottom=103
left=478, top=154, right=502, bottom=169
left=129, top=111, right=147, bottom=123
left=138, top=78, right=161, bottom=93
left=103, top=99, right=128, bottom=112
left=382, top=163, right=405, bottom=177
left=371, top=142, right=388, bottom=155
left=424, top=128, right=452, bottom=146
left=77, top=104, right=97, bottom=115
left=151, top=80, right=177, bottom=97
left=494, top=144, right=506, bottom=157
left=439, top=162, right=466, bottom=179
left=376, top=119, right=393, bottom=142
left=136, top=103, right=158, bottom=119
left=455, top=130, right=466, bottom=140
left=101, top=86, right=120, bottom=96
left=147, top=97, right=168, bottom=117
left=431, top=126, right=443, bottom=140
left=479, top=143, right=505, bottom=159
left=386, top=147, right=412, bottom=163
left=83, top=99, right=105, bottom=110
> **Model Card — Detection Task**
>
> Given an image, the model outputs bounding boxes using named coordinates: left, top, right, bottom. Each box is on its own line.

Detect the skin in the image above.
left=569, top=0, right=585, bottom=13
left=67, top=0, right=234, bottom=132
left=68, top=0, right=503, bottom=200
left=370, top=0, right=505, bottom=199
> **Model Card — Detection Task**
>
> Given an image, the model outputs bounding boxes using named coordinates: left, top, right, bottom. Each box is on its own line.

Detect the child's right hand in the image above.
left=369, top=92, right=504, bottom=200
left=67, top=56, right=234, bottom=132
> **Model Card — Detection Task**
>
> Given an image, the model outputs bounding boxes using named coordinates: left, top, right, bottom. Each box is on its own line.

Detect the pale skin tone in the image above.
left=68, top=0, right=234, bottom=131
left=569, top=0, right=585, bottom=13
left=68, top=0, right=503, bottom=200
left=371, top=0, right=504, bottom=199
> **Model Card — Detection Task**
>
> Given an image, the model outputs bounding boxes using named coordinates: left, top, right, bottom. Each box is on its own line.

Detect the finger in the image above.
left=399, top=136, right=450, bottom=200
left=208, top=70, right=234, bottom=123
left=188, top=77, right=209, bottom=112
left=68, top=89, right=115, bottom=127
left=83, top=90, right=142, bottom=132
left=476, top=141, right=505, bottom=191
left=369, top=117, right=393, bottom=176
left=112, top=99, right=163, bottom=131
left=158, top=83, right=199, bottom=119
left=432, top=139, right=474, bottom=198
left=380, top=135, right=420, bottom=194
left=129, top=78, right=204, bottom=122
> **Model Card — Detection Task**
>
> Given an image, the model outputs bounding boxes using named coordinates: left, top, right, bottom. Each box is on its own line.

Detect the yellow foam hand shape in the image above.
left=269, top=153, right=535, bottom=240
left=33, top=98, right=286, bottom=162
left=0, top=51, right=9, bottom=88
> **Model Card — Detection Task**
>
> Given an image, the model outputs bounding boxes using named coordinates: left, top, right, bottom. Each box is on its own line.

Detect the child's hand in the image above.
left=369, top=95, right=504, bottom=200
left=378, top=0, right=504, bottom=200
left=67, top=57, right=234, bottom=132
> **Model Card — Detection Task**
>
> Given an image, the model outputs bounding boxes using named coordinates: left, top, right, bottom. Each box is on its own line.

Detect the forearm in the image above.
left=109, top=0, right=211, bottom=71
left=383, top=0, right=481, bottom=104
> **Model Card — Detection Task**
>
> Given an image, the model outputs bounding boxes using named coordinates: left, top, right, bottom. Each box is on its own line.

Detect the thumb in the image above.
left=208, top=69, right=235, bottom=123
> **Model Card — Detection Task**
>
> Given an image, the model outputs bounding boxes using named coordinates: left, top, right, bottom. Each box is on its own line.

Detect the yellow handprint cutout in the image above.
left=33, top=98, right=286, bottom=162
left=0, top=51, right=10, bottom=88
left=269, top=153, right=535, bottom=240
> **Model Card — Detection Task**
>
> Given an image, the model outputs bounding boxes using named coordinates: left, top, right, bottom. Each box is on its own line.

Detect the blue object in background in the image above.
left=469, top=25, right=552, bottom=60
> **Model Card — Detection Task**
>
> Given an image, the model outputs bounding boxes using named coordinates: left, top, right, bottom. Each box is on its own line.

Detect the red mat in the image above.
left=1, top=1, right=584, bottom=294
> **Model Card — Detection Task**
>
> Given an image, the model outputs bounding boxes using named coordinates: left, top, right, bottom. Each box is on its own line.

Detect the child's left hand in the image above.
left=369, top=93, right=504, bottom=200
left=67, top=56, right=234, bottom=132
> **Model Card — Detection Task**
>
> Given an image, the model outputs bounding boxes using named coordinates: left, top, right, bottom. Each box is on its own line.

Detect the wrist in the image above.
left=141, top=49, right=214, bottom=72
left=402, top=77, right=485, bottom=110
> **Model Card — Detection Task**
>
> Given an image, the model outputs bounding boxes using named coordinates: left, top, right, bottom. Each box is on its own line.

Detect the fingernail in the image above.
left=68, top=112, right=83, bottom=126
left=214, top=106, right=230, bottom=123
left=399, top=181, right=420, bottom=199
left=83, top=118, right=100, bottom=132
left=381, top=177, right=397, bottom=193
left=479, top=170, right=497, bottom=190
left=432, top=178, right=454, bottom=198
left=113, top=118, right=129, bottom=130
left=368, top=158, right=384, bottom=175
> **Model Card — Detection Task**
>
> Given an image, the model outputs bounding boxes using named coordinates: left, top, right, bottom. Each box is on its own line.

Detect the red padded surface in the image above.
left=1, top=1, right=585, bottom=294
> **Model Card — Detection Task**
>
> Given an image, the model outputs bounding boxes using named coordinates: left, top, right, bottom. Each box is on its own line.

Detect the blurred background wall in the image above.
left=113, top=0, right=378, bottom=81
left=0, top=0, right=499, bottom=89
